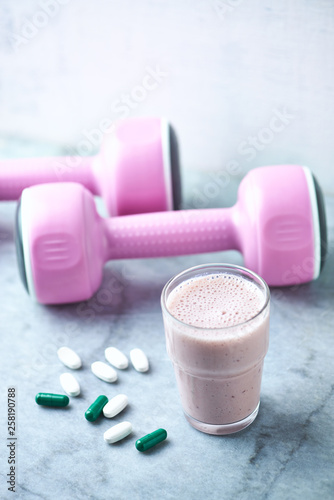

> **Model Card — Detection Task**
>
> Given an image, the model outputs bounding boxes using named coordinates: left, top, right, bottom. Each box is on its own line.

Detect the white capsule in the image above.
left=91, top=361, right=117, bottom=383
left=57, top=346, right=82, bottom=370
left=103, top=394, right=128, bottom=418
left=104, top=421, right=132, bottom=444
left=130, top=348, right=149, bottom=373
left=59, top=373, right=80, bottom=397
left=105, top=347, right=129, bottom=370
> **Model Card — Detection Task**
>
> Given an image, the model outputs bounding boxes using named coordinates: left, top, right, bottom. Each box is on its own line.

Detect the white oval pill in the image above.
left=130, top=348, right=149, bottom=372
left=104, top=421, right=132, bottom=444
left=91, top=361, right=117, bottom=383
left=105, top=347, right=129, bottom=370
left=57, top=346, right=82, bottom=369
left=103, top=394, right=128, bottom=418
left=59, top=373, right=80, bottom=397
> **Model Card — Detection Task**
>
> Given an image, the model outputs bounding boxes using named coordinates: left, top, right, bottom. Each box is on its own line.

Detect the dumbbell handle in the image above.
left=103, top=207, right=239, bottom=261
left=0, top=157, right=98, bottom=200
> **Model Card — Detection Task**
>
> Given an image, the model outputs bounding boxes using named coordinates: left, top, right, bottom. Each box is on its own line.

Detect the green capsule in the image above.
left=135, top=428, right=167, bottom=452
left=85, top=395, right=108, bottom=422
left=35, top=393, right=69, bottom=407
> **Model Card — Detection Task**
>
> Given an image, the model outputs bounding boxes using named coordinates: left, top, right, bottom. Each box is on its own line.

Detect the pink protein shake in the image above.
left=161, top=264, right=270, bottom=435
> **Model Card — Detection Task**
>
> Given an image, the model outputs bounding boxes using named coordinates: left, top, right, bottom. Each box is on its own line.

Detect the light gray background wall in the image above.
left=0, top=0, right=333, bottom=196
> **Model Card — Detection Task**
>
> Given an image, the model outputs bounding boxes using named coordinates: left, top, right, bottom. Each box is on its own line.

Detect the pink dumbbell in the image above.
left=0, top=117, right=181, bottom=216
left=16, top=165, right=327, bottom=304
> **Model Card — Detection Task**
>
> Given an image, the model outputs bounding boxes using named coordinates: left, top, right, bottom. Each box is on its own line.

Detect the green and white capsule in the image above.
left=130, top=348, right=149, bottom=373
left=57, top=346, right=82, bottom=370
left=59, top=373, right=80, bottom=397
left=91, top=361, right=117, bottom=383
left=85, top=395, right=108, bottom=422
left=35, top=393, right=69, bottom=407
left=104, top=421, right=132, bottom=444
left=135, top=428, right=167, bottom=452
left=103, top=394, right=128, bottom=418
left=105, top=347, right=129, bottom=370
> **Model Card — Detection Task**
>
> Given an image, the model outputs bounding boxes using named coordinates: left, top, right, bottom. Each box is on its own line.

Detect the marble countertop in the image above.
left=0, top=176, right=333, bottom=500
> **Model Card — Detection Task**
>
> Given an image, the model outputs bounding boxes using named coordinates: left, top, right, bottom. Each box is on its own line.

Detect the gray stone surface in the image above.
left=0, top=183, right=333, bottom=500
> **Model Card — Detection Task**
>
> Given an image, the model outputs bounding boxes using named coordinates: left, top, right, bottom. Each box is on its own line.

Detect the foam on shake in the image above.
left=167, top=273, right=265, bottom=329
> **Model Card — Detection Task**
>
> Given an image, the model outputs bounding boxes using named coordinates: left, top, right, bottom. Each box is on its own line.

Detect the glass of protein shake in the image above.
left=161, top=264, right=270, bottom=435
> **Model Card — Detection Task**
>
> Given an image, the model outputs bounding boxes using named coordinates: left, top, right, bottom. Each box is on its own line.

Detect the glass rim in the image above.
left=160, top=263, right=270, bottom=331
